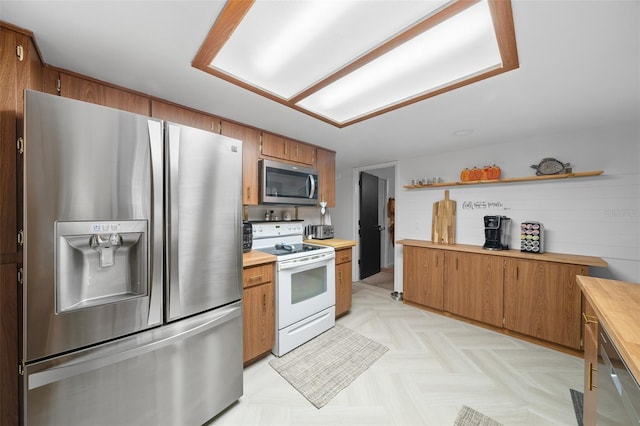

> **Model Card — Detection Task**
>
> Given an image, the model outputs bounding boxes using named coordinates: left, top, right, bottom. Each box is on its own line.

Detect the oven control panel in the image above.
left=252, top=223, right=304, bottom=238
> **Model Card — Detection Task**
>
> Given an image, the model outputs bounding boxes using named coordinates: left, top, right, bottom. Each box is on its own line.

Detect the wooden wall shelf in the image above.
left=403, top=170, right=604, bottom=189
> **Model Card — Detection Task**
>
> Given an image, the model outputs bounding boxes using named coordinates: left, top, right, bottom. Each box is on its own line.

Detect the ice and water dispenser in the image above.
left=55, top=220, right=148, bottom=313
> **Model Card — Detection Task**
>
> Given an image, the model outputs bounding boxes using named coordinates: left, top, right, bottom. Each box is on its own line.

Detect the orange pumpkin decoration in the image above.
left=487, top=164, right=501, bottom=180
left=460, top=168, right=470, bottom=182
left=481, top=165, right=490, bottom=180
left=469, top=167, right=482, bottom=181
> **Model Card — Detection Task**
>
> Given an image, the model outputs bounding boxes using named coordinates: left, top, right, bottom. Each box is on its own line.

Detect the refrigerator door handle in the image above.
left=166, top=123, right=181, bottom=314
left=148, top=119, right=164, bottom=325
left=27, top=305, right=240, bottom=391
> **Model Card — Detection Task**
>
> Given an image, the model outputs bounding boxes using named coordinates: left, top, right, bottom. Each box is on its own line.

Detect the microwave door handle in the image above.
left=308, top=175, right=316, bottom=199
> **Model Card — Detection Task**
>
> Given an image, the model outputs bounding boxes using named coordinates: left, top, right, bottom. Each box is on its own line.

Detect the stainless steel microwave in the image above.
left=259, top=159, right=319, bottom=205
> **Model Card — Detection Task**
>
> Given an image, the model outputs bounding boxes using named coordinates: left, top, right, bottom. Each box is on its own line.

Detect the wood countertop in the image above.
left=242, top=250, right=276, bottom=267
left=397, top=239, right=607, bottom=267
left=305, top=238, right=357, bottom=249
left=577, top=276, right=640, bottom=383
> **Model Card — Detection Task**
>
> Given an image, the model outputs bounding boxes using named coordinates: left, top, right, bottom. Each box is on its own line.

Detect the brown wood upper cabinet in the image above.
left=221, top=120, right=261, bottom=205
left=316, top=148, right=336, bottom=207
left=261, top=132, right=315, bottom=166
left=150, top=99, right=219, bottom=133
left=59, top=72, right=150, bottom=116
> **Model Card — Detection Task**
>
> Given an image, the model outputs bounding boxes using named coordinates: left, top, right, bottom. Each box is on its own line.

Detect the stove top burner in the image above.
left=258, top=243, right=324, bottom=256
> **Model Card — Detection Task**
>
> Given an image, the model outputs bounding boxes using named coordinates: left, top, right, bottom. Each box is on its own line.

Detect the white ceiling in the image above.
left=1, top=1, right=638, bottom=170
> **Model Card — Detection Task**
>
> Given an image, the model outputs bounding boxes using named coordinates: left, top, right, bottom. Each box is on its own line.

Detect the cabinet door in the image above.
left=316, top=148, right=336, bottom=207
left=261, top=132, right=289, bottom=160
left=0, top=28, right=20, bottom=257
left=261, top=133, right=315, bottom=166
left=1, top=28, right=43, bottom=424
left=221, top=120, right=261, bottom=205
left=403, top=246, right=444, bottom=310
left=59, top=72, right=149, bottom=115
left=151, top=99, right=219, bottom=133
left=582, top=299, right=598, bottom=426
left=445, top=252, right=503, bottom=327
left=335, top=248, right=352, bottom=317
left=290, top=142, right=315, bottom=166
left=504, top=259, right=584, bottom=349
left=242, top=282, right=275, bottom=364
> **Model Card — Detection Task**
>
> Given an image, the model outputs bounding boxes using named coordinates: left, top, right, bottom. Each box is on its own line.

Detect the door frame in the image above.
left=351, top=161, right=398, bottom=283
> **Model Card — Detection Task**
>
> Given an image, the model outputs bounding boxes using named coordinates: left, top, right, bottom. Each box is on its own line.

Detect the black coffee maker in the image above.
left=483, top=215, right=511, bottom=250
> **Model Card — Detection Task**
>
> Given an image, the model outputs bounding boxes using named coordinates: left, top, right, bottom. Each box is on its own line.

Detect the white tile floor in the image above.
left=211, top=282, right=583, bottom=425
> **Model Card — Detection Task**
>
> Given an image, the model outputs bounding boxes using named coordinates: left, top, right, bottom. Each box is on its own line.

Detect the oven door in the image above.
left=276, top=251, right=335, bottom=329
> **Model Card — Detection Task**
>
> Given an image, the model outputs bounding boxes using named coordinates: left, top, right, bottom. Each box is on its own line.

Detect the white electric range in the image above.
left=252, top=222, right=335, bottom=356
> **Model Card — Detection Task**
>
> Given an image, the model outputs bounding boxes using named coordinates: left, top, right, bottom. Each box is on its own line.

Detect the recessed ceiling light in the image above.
left=193, top=0, right=519, bottom=128
left=453, top=129, right=474, bottom=137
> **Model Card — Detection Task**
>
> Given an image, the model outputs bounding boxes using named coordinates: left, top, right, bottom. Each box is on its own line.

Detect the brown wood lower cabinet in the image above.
left=399, top=240, right=605, bottom=351
left=445, top=251, right=503, bottom=327
left=242, top=262, right=274, bottom=365
left=403, top=246, right=444, bottom=310
left=335, top=247, right=353, bottom=317
left=504, top=259, right=585, bottom=349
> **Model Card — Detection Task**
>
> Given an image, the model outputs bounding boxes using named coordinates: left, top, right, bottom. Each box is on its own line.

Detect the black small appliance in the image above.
left=483, top=215, right=511, bottom=250
left=242, top=222, right=252, bottom=253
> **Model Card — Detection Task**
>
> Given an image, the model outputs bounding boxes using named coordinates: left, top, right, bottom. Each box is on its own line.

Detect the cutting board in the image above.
left=431, top=190, right=456, bottom=244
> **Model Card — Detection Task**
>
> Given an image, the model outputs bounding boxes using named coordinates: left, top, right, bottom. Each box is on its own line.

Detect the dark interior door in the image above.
left=359, top=172, right=380, bottom=280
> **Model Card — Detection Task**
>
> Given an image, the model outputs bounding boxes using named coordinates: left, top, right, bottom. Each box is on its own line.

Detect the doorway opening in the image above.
left=352, top=162, right=397, bottom=291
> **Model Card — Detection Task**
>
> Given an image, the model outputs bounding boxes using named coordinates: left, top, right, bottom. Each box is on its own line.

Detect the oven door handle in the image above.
left=278, top=252, right=335, bottom=271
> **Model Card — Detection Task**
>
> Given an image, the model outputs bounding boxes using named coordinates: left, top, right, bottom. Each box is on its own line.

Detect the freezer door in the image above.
left=165, top=123, right=243, bottom=321
left=23, top=91, right=164, bottom=362
left=24, top=303, right=243, bottom=426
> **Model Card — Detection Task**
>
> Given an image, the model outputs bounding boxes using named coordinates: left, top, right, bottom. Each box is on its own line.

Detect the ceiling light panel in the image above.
left=211, top=0, right=450, bottom=99
left=297, top=0, right=501, bottom=123
left=193, top=0, right=518, bottom=127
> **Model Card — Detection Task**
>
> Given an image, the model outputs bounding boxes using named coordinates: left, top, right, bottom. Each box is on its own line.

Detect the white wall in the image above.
left=333, top=122, right=640, bottom=288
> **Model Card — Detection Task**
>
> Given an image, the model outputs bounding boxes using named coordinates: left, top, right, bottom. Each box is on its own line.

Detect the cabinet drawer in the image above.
left=243, top=263, right=274, bottom=288
left=335, top=248, right=352, bottom=265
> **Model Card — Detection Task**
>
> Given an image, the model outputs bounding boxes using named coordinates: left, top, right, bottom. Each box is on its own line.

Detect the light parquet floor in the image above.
left=213, top=282, right=583, bottom=426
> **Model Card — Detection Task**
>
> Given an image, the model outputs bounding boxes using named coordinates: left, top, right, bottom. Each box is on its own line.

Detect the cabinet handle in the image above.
left=247, top=186, right=251, bottom=200
left=582, top=313, right=598, bottom=325
left=263, top=293, right=266, bottom=308
left=588, top=361, right=597, bottom=390
left=284, top=142, right=288, bottom=156
left=516, top=266, right=519, bottom=280
left=455, top=258, right=458, bottom=270
left=248, top=275, right=263, bottom=281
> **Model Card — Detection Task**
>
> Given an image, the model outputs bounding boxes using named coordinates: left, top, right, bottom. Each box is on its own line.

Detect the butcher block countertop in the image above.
left=242, top=250, right=276, bottom=267
left=577, top=276, right=640, bottom=383
left=397, top=239, right=607, bottom=267
left=305, top=238, right=357, bottom=249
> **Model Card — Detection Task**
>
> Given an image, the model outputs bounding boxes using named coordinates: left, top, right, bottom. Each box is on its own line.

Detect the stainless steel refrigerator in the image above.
left=22, top=90, right=243, bottom=425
